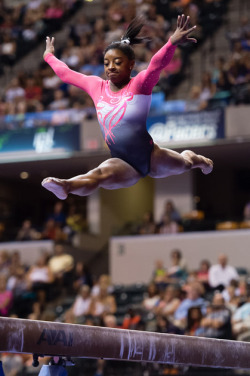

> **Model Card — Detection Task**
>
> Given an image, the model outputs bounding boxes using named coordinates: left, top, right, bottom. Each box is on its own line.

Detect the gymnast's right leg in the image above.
left=41, top=158, right=141, bottom=199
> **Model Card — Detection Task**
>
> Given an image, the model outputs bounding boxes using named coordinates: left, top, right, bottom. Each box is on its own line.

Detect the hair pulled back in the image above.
left=104, top=16, right=148, bottom=61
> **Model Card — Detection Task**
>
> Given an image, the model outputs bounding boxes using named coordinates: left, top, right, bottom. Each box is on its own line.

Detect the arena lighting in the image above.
left=20, top=171, right=29, bottom=179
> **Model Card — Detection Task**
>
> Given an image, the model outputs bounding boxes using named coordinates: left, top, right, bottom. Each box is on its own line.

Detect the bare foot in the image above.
left=41, top=177, right=69, bottom=200
left=181, top=150, right=213, bottom=175
left=201, top=157, right=213, bottom=175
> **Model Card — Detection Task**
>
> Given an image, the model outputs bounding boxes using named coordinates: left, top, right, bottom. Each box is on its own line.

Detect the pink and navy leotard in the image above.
left=44, top=39, right=176, bottom=176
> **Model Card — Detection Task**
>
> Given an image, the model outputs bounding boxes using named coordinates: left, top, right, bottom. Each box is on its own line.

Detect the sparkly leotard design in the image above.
left=45, top=39, right=176, bottom=176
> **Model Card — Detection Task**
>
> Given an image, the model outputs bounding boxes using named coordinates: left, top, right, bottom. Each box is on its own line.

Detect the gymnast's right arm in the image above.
left=43, top=37, right=102, bottom=98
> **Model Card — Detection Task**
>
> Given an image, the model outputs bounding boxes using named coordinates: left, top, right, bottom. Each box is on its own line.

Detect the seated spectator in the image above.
left=16, top=219, right=41, bottom=241
left=186, top=306, right=203, bottom=336
left=156, top=314, right=183, bottom=335
left=198, top=71, right=217, bottom=110
left=142, top=282, right=160, bottom=312
left=0, top=274, right=13, bottom=316
left=64, top=203, right=88, bottom=239
left=103, top=314, right=117, bottom=328
left=0, top=32, right=16, bottom=67
left=174, top=281, right=207, bottom=328
left=208, top=254, right=239, bottom=291
left=44, top=0, right=64, bottom=21
left=198, top=293, right=232, bottom=339
left=152, top=259, right=166, bottom=289
left=49, top=89, right=70, bottom=110
left=0, top=250, right=10, bottom=276
left=158, top=48, right=182, bottom=95
left=121, top=308, right=142, bottom=330
left=5, top=78, right=25, bottom=103
left=165, top=249, right=187, bottom=285
left=138, top=211, right=156, bottom=235
left=24, top=76, right=42, bottom=104
left=232, top=292, right=250, bottom=339
left=73, top=261, right=93, bottom=291
left=7, top=266, right=34, bottom=318
left=196, top=259, right=211, bottom=291
left=48, top=242, right=74, bottom=288
left=91, top=274, right=113, bottom=297
left=154, top=285, right=181, bottom=321
left=41, top=218, right=68, bottom=242
left=47, top=201, right=66, bottom=227
left=222, top=279, right=240, bottom=307
left=160, top=200, right=182, bottom=224
left=64, top=284, right=91, bottom=323
left=80, top=55, right=104, bottom=77
left=89, top=283, right=116, bottom=318
left=26, top=252, right=54, bottom=304
left=158, top=213, right=179, bottom=234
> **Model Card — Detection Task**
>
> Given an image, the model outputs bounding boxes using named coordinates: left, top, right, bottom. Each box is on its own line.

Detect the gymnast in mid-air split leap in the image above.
left=42, top=14, right=213, bottom=200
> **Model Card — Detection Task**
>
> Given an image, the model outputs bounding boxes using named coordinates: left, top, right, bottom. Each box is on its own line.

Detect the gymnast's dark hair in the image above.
left=104, top=16, right=148, bottom=60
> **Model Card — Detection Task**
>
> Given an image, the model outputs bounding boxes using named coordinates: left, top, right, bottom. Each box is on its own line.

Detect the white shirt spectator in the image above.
left=209, top=264, right=239, bottom=288
left=72, top=295, right=91, bottom=317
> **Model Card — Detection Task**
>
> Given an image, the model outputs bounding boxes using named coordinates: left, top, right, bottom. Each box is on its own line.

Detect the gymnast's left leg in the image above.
left=149, top=143, right=213, bottom=178
left=41, top=158, right=141, bottom=200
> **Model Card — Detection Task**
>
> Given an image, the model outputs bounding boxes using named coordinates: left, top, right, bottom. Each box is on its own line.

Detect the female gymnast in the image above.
left=42, top=15, right=213, bottom=200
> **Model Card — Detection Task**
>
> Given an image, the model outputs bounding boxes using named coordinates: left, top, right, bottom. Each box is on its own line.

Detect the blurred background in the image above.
left=0, top=0, right=250, bottom=375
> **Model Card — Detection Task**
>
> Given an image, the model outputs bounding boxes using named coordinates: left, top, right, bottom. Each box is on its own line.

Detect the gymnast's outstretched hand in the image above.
left=43, top=36, right=55, bottom=58
left=170, top=15, right=197, bottom=46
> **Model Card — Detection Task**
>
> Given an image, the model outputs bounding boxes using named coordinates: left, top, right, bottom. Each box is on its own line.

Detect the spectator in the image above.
left=26, top=252, right=54, bottom=305
left=154, top=285, right=181, bottom=321
left=196, top=259, right=211, bottom=291
left=89, top=283, right=116, bottom=318
left=0, top=274, right=13, bottom=316
left=198, top=293, right=232, bottom=339
left=48, top=242, right=74, bottom=288
left=186, top=306, right=203, bottom=336
left=174, top=281, right=207, bottom=328
left=232, top=292, right=250, bottom=339
left=156, top=314, right=183, bottom=335
left=91, top=274, right=113, bottom=297
left=138, top=211, right=156, bottom=235
left=160, top=200, right=182, bottom=224
left=158, top=213, right=179, bottom=234
left=64, top=284, right=91, bottom=323
left=16, top=219, right=41, bottom=241
left=0, top=250, right=10, bottom=276
left=47, top=201, right=66, bottom=227
left=5, top=78, right=25, bottom=103
left=49, top=89, right=70, bottom=111
left=152, top=259, right=166, bottom=288
left=208, top=254, right=239, bottom=291
left=142, top=282, right=160, bottom=312
left=72, top=261, right=93, bottom=291
left=222, top=280, right=240, bottom=314
left=121, top=307, right=142, bottom=330
left=165, top=249, right=187, bottom=284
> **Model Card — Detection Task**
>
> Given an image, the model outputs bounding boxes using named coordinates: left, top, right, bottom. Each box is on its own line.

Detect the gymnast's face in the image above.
left=104, top=49, right=134, bottom=86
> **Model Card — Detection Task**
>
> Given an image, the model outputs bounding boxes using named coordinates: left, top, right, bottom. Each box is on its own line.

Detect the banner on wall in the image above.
left=0, top=124, right=80, bottom=162
left=147, top=108, right=224, bottom=145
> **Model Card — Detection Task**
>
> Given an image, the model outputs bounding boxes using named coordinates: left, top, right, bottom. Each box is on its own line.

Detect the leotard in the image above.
left=44, top=39, right=176, bottom=176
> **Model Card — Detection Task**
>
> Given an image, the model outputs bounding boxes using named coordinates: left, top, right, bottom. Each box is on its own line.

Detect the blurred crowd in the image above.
left=0, top=0, right=229, bottom=123
left=0, top=243, right=250, bottom=375
left=0, top=198, right=88, bottom=244
left=187, top=15, right=250, bottom=111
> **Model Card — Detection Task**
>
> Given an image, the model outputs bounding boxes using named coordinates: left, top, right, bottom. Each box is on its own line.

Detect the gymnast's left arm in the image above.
left=136, top=15, right=197, bottom=94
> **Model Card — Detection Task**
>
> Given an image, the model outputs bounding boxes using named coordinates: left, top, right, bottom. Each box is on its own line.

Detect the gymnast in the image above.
left=42, top=14, right=213, bottom=200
